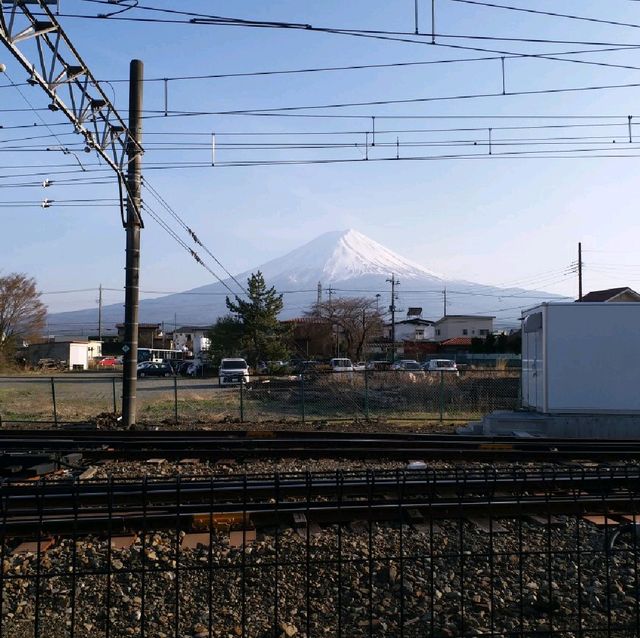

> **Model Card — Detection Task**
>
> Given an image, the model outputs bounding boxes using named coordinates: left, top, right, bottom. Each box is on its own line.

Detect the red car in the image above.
left=97, top=357, right=118, bottom=367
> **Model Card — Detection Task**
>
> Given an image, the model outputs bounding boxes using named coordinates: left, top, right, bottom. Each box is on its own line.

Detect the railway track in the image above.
left=2, top=466, right=639, bottom=535
left=1, top=429, right=640, bottom=461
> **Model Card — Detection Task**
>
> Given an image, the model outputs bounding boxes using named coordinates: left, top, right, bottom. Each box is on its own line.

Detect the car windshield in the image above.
left=403, top=363, right=421, bottom=370
left=221, top=360, right=246, bottom=369
left=333, top=360, right=351, bottom=367
left=436, top=360, right=455, bottom=368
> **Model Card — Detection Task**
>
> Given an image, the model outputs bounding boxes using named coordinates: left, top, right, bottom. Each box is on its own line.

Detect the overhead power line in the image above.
left=142, top=200, right=244, bottom=298
left=48, top=2, right=640, bottom=48
left=3, top=44, right=637, bottom=90
left=142, top=177, right=248, bottom=295
left=450, top=0, right=640, bottom=30
left=146, top=80, right=640, bottom=118
left=38, top=284, right=570, bottom=300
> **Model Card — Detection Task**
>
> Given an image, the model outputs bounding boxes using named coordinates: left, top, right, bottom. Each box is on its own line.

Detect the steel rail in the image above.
left=1, top=430, right=640, bottom=460
left=2, top=467, right=639, bottom=511
left=1, top=492, right=637, bottom=536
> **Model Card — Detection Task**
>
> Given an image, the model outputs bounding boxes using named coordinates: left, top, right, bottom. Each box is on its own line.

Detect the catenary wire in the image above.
left=141, top=178, right=248, bottom=295
left=142, top=201, right=244, bottom=297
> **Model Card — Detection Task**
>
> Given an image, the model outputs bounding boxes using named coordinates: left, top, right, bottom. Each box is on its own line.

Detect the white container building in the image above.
left=522, top=302, right=640, bottom=414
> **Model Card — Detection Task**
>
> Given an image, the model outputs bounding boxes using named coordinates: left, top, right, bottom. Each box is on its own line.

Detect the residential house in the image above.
left=577, top=287, right=640, bottom=302
left=173, top=326, right=211, bottom=356
left=116, top=323, right=166, bottom=349
left=433, top=315, right=494, bottom=342
left=384, top=318, right=435, bottom=342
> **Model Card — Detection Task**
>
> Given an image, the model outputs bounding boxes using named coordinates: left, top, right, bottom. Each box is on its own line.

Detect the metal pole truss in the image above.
left=0, top=0, right=143, bottom=224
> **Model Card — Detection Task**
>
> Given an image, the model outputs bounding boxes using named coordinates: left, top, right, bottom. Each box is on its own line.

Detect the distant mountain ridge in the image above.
left=48, top=229, right=563, bottom=332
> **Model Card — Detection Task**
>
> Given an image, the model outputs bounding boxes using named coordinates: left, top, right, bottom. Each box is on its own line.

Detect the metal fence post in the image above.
left=112, top=376, right=117, bottom=414
left=173, top=375, right=179, bottom=425
left=240, top=379, right=244, bottom=423
left=50, top=376, right=58, bottom=427
left=364, top=367, right=370, bottom=420
left=517, top=367, right=522, bottom=409
left=439, top=370, right=444, bottom=424
left=300, top=371, right=306, bottom=424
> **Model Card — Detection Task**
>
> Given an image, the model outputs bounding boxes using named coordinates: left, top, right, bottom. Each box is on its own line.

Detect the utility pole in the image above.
left=578, top=242, right=583, bottom=301
left=97, top=284, right=103, bottom=342
left=317, top=281, right=322, bottom=304
left=122, top=59, right=144, bottom=428
left=386, top=274, right=399, bottom=362
left=443, top=287, right=447, bottom=317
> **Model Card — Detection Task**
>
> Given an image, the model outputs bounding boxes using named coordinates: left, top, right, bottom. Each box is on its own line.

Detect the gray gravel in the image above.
left=3, top=454, right=638, bottom=637
left=2, top=516, right=637, bottom=637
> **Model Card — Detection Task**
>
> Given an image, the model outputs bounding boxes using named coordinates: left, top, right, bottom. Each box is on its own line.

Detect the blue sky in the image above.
left=2, top=0, right=640, bottom=322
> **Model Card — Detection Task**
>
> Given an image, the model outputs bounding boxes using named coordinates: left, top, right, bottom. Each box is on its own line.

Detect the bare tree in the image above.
left=0, top=273, right=47, bottom=361
left=306, top=297, right=383, bottom=360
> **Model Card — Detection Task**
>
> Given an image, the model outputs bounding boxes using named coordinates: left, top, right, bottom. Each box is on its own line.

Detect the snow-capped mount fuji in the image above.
left=48, top=229, right=563, bottom=331
left=257, top=229, right=443, bottom=284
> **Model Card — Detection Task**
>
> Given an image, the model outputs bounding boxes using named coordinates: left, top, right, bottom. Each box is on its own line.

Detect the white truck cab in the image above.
left=218, top=358, right=250, bottom=386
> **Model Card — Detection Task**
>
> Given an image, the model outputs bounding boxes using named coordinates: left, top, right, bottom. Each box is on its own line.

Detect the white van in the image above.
left=218, top=358, right=250, bottom=386
left=330, top=358, right=354, bottom=373
left=423, top=359, right=459, bottom=376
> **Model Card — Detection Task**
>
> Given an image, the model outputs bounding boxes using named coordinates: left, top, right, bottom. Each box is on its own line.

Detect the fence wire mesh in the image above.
left=0, top=468, right=638, bottom=637
left=0, top=370, right=521, bottom=426
left=219, top=369, right=520, bottom=424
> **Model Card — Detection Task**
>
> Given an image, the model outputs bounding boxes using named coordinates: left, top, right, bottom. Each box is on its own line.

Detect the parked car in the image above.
left=330, top=358, right=354, bottom=373
left=366, top=360, right=393, bottom=371
left=294, top=360, right=320, bottom=373
left=177, top=360, right=195, bottom=376
left=163, top=359, right=182, bottom=374
left=391, top=359, right=423, bottom=372
left=292, top=360, right=322, bottom=381
left=97, top=357, right=118, bottom=367
left=37, top=358, right=63, bottom=370
left=423, top=359, right=459, bottom=376
left=137, top=362, right=174, bottom=377
left=218, top=358, right=250, bottom=386
left=353, top=361, right=367, bottom=372
left=256, top=360, right=288, bottom=374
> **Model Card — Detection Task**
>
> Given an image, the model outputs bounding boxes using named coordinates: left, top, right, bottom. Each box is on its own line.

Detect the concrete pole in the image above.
left=122, top=59, right=143, bottom=427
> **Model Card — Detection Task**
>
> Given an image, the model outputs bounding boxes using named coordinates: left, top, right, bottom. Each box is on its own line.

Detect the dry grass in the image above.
left=0, top=371, right=518, bottom=427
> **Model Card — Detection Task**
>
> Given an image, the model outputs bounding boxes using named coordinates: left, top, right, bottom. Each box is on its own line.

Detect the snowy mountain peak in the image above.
left=47, top=227, right=562, bottom=329
left=253, top=229, right=443, bottom=285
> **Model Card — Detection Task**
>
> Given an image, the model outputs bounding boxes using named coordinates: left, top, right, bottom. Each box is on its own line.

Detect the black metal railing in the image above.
left=0, top=466, right=638, bottom=637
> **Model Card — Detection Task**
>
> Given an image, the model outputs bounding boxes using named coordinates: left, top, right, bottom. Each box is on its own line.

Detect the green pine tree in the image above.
left=225, top=271, right=289, bottom=365
left=207, top=315, right=244, bottom=363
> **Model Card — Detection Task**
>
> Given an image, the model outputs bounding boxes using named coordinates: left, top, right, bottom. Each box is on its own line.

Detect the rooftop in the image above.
left=440, top=337, right=473, bottom=347
left=578, top=287, right=640, bottom=302
left=434, top=315, right=495, bottom=324
left=174, top=326, right=211, bottom=333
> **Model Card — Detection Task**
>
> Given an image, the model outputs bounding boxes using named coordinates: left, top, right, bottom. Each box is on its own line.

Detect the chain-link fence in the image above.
left=243, top=369, right=520, bottom=423
left=0, top=369, right=520, bottom=426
